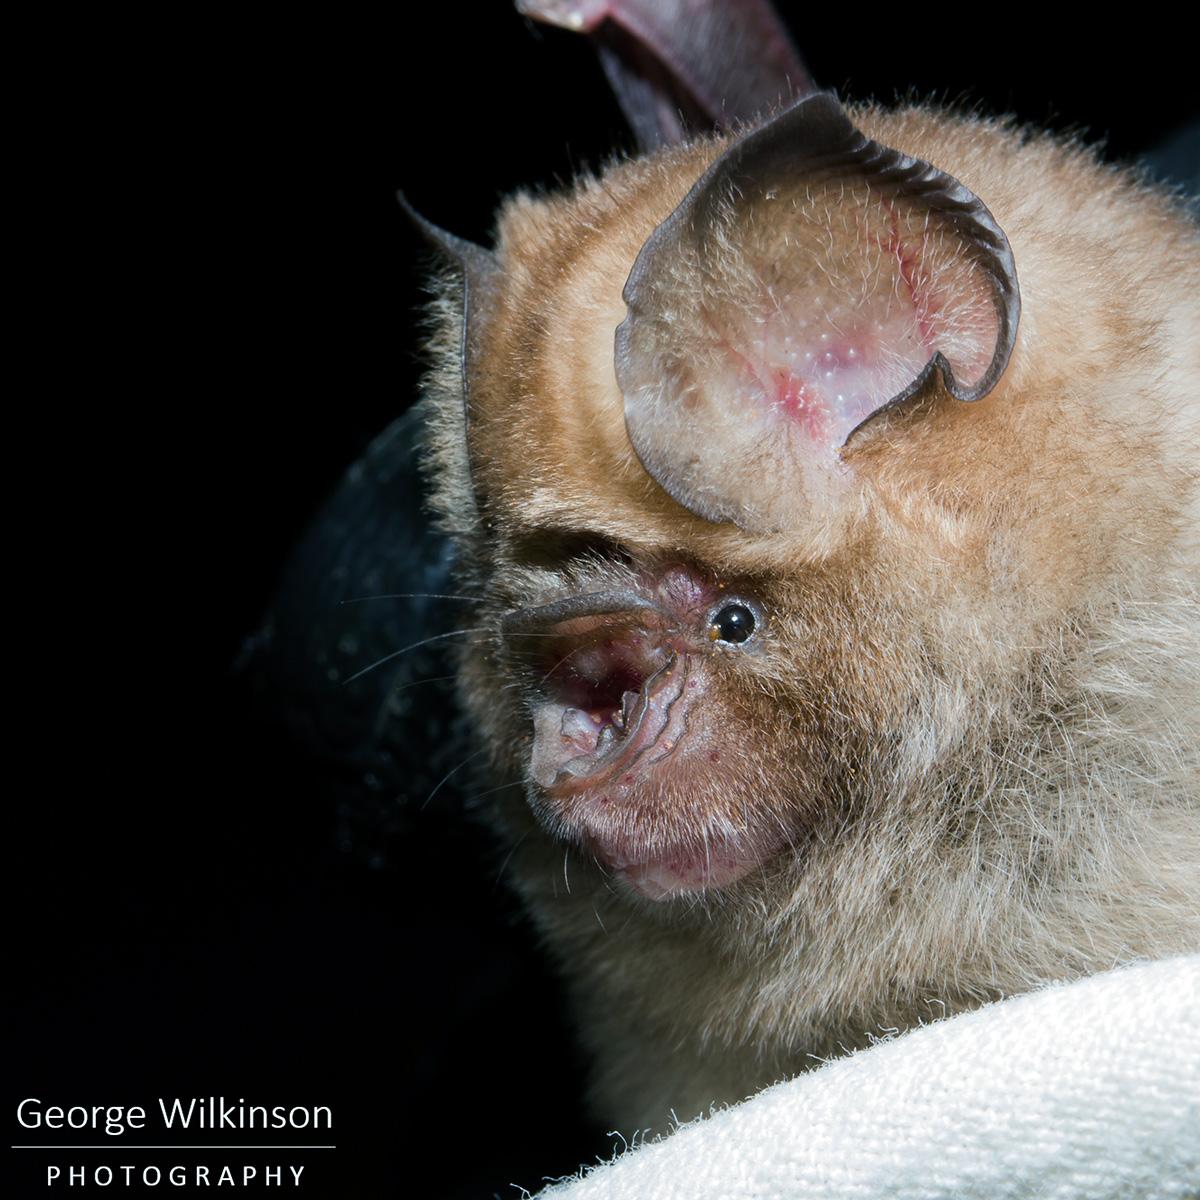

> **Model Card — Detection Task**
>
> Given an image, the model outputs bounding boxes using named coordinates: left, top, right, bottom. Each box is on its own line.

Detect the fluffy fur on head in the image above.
left=420, top=101, right=1200, bottom=1131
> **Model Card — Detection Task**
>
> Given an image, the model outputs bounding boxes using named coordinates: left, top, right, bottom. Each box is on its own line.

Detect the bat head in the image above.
left=415, top=92, right=1184, bottom=907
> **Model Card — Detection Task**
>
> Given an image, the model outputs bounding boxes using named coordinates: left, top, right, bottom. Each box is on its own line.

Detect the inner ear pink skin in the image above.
left=759, top=311, right=932, bottom=451
left=720, top=199, right=1000, bottom=453
left=617, top=95, right=1017, bottom=532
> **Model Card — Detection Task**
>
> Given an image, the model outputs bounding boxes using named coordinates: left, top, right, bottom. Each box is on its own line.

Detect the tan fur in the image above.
left=421, top=103, right=1200, bottom=1132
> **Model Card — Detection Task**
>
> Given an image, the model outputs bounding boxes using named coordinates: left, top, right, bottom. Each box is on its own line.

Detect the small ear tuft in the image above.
left=616, top=94, right=1020, bottom=530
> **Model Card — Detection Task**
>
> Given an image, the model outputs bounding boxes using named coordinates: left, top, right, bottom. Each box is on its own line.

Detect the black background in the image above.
left=9, top=6, right=1197, bottom=1197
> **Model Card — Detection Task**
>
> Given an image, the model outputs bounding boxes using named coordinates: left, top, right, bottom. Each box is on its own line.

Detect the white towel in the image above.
left=536, top=954, right=1200, bottom=1199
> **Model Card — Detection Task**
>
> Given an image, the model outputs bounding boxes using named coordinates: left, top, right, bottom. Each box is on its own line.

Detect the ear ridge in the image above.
left=616, top=93, right=1021, bottom=531
left=398, top=194, right=502, bottom=437
left=399, top=195, right=503, bottom=515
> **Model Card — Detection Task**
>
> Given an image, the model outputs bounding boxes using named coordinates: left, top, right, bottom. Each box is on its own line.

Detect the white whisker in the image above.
left=341, top=591, right=480, bottom=605
left=421, top=748, right=490, bottom=810
left=342, top=627, right=491, bottom=684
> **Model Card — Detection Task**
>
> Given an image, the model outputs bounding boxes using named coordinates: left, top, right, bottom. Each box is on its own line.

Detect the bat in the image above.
left=402, top=1, right=1200, bottom=1134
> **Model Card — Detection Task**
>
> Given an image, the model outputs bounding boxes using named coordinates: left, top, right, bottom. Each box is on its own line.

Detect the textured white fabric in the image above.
left=536, top=955, right=1200, bottom=1199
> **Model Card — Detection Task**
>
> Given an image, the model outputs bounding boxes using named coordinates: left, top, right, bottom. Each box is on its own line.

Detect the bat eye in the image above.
left=709, top=603, right=756, bottom=645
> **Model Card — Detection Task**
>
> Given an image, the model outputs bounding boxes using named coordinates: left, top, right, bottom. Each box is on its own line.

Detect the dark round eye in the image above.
left=709, top=602, right=756, bottom=645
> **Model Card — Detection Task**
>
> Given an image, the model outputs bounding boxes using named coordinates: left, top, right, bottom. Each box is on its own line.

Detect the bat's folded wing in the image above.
left=517, top=0, right=812, bottom=149
left=536, top=954, right=1200, bottom=1199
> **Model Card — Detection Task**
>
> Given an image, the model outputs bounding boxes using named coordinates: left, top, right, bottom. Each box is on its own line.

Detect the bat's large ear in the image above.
left=616, top=93, right=1020, bottom=531
left=399, top=196, right=501, bottom=516
left=398, top=194, right=500, bottom=444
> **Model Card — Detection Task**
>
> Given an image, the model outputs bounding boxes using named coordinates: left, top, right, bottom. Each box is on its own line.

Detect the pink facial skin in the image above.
left=514, top=564, right=788, bottom=901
